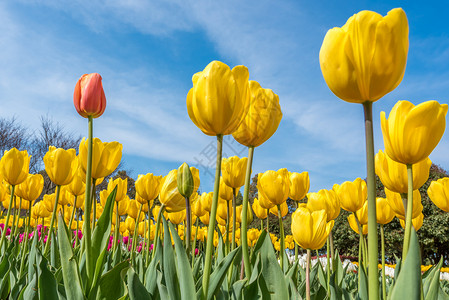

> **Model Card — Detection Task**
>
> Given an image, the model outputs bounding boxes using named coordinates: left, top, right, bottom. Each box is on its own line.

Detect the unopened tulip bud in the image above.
left=73, top=73, right=106, bottom=118
left=177, top=163, right=194, bottom=198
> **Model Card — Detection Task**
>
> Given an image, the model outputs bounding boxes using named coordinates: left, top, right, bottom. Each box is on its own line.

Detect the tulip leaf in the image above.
left=27, top=230, right=39, bottom=283
left=168, top=222, right=196, bottom=300
left=19, top=264, right=38, bottom=300
left=162, top=216, right=181, bottom=300
left=258, top=231, right=288, bottom=300
left=95, top=259, right=129, bottom=300
left=423, top=256, right=443, bottom=300
left=207, top=246, right=241, bottom=300
left=156, top=269, right=169, bottom=299
left=127, top=267, right=151, bottom=300
left=357, top=264, right=368, bottom=300
left=57, top=214, right=85, bottom=300
left=38, top=253, right=59, bottom=300
left=316, top=260, right=327, bottom=290
left=145, top=237, right=162, bottom=297
left=389, top=229, right=421, bottom=300
left=91, top=186, right=117, bottom=290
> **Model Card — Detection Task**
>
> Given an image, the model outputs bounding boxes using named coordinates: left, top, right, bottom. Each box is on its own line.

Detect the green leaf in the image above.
left=423, top=256, right=443, bottom=300
left=38, top=252, right=59, bottom=300
left=156, top=270, right=169, bottom=299
left=168, top=222, right=196, bottom=300
left=257, top=232, right=288, bottom=300
left=127, top=268, right=151, bottom=300
left=91, top=186, right=117, bottom=290
left=357, top=264, right=368, bottom=300
left=145, top=237, right=162, bottom=297
left=57, top=214, right=85, bottom=300
left=96, top=259, right=129, bottom=300
left=27, top=229, right=39, bottom=283
left=389, top=229, right=421, bottom=300
left=207, top=246, right=241, bottom=300
left=162, top=216, right=181, bottom=300
left=20, top=264, right=38, bottom=300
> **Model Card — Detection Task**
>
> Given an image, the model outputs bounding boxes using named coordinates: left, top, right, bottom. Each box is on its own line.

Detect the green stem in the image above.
left=295, top=243, right=298, bottom=263
left=363, top=102, right=379, bottom=300
left=19, top=200, right=32, bottom=277
left=231, top=188, right=237, bottom=251
left=113, top=202, right=119, bottom=255
left=185, top=196, right=192, bottom=256
left=151, top=205, right=164, bottom=260
left=192, top=218, right=199, bottom=268
left=131, top=203, right=143, bottom=262
left=330, top=231, right=335, bottom=271
left=402, top=164, right=414, bottom=259
left=13, top=197, right=22, bottom=238
left=202, top=134, right=224, bottom=300
left=306, top=249, right=311, bottom=300
left=145, top=202, right=151, bottom=265
left=277, top=204, right=285, bottom=272
left=381, top=224, right=386, bottom=300
left=75, top=210, right=80, bottom=248
left=266, top=209, right=269, bottom=234
left=44, top=185, right=61, bottom=255
left=91, top=180, right=97, bottom=229
left=68, top=196, right=77, bottom=241
left=225, top=200, right=230, bottom=255
left=326, top=236, right=330, bottom=297
left=83, top=115, right=94, bottom=287
left=0, top=185, right=15, bottom=249
left=11, top=196, right=17, bottom=238
left=240, top=146, right=255, bottom=279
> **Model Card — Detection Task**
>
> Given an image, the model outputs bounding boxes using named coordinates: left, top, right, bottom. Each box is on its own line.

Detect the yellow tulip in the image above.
left=320, top=8, right=408, bottom=103
left=333, top=178, right=367, bottom=213
left=159, top=169, right=185, bottom=212
left=376, top=197, right=395, bottom=225
left=125, top=216, right=136, bottom=233
left=355, top=201, right=369, bottom=225
left=252, top=198, right=268, bottom=220
left=107, top=177, right=128, bottom=202
left=381, top=100, right=448, bottom=165
left=0, top=148, right=30, bottom=186
left=384, top=188, right=422, bottom=220
left=291, top=206, right=334, bottom=250
left=306, top=189, right=340, bottom=221
left=116, top=196, right=129, bottom=215
left=348, top=214, right=368, bottom=235
left=67, top=167, right=86, bottom=196
left=399, top=213, right=423, bottom=231
left=152, top=205, right=168, bottom=221
left=375, top=150, right=431, bottom=194
left=135, top=173, right=163, bottom=203
left=79, top=137, right=122, bottom=179
left=219, top=177, right=233, bottom=201
left=236, top=205, right=253, bottom=224
left=221, top=156, right=247, bottom=189
left=289, top=171, right=310, bottom=201
left=200, top=192, right=213, bottom=213
left=58, top=187, right=72, bottom=206
left=199, top=211, right=210, bottom=226
left=44, top=146, right=77, bottom=186
left=191, top=193, right=206, bottom=218
left=258, top=169, right=290, bottom=206
left=15, top=174, right=44, bottom=202
left=168, top=210, right=185, bottom=225
left=127, top=199, right=144, bottom=221
left=217, top=199, right=231, bottom=221
left=186, top=61, right=250, bottom=136
left=232, top=80, right=282, bottom=147
left=71, top=193, right=85, bottom=209
left=257, top=190, right=275, bottom=210
left=269, top=202, right=288, bottom=218
left=428, top=177, right=449, bottom=212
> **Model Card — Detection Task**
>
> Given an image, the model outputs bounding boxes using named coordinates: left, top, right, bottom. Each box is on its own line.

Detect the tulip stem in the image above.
left=192, top=218, right=199, bottom=268
left=240, top=145, right=255, bottom=280
left=91, top=180, right=97, bottom=229
left=44, top=185, right=61, bottom=256
left=266, top=209, right=269, bottom=234
left=402, top=164, right=414, bottom=259
left=363, top=101, right=379, bottom=300
left=225, top=200, right=230, bottom=255
left=113, top=202, right=119, bottom=255
left=13, top=197, right=22, bottom=238
left=231, top=188, right=237, bottom=251
left=330, top=231, right=335, bottom=271
left=326, top=236, right=330, bottom=297
left=277, top=205, right=285, bottom=272
left=68, top=196, right=77, bottom=240
left=151, top=204, right=164, bottom=261
left=306, top=249, right=311, bottom=300
left=381, top=224, right=387, bottom=300
left=131, top=203, right=143, bottom=263
left=202, top=134, right=224, bottom=300
left=83, top=115, right=94, bottom=288
left=0, top=185, right=14, bottom=250
left=145, top=201, right=151, bottom=265
left=185, top=196, right=192, bottom=257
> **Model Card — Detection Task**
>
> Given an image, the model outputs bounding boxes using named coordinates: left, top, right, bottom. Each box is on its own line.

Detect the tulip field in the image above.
left=1, top=7, right=449, bottom=300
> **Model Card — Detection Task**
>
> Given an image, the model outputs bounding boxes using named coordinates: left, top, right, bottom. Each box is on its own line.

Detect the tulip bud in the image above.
left=73, top=73, right=106, bottom=118
left=177, top=163, right=194, bottom=198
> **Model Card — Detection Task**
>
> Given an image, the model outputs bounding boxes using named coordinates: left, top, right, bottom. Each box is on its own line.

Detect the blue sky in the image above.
left=0, top=0, right=448, bottom=193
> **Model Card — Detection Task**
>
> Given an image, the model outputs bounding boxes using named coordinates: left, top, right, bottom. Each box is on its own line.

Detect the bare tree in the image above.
left=29, top=115, right=82, bottom=174
left=0, top=116, right=30, bottom=155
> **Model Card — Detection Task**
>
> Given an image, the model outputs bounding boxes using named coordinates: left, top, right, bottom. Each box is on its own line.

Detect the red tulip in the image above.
left=73, top=73, right=106, bottom=118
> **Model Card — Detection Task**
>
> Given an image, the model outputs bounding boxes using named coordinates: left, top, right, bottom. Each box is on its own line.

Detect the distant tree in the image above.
left=0, top=116, right=30, bottom=154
